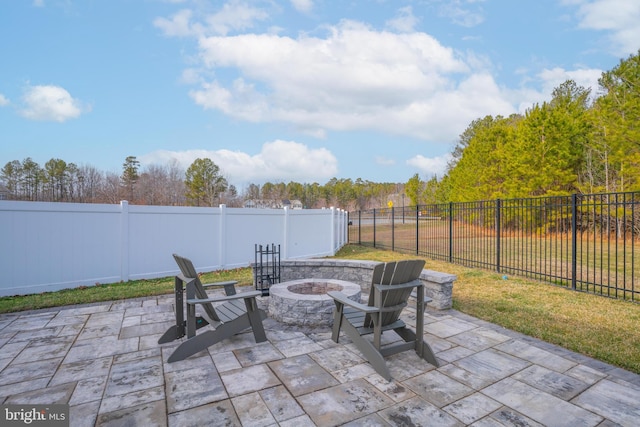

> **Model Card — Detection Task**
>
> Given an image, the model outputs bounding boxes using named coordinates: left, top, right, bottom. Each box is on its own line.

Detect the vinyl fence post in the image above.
left=120, top=200, right=129, bottom=282
left=283, top=206, right=290, bottom=259
left=345, top=211, right=351, bottom=245
left=342, top=209, right=347, bottom=247
left=330, top=207, right=335, bottom=255
left=219, top=204, right=227, bottom=268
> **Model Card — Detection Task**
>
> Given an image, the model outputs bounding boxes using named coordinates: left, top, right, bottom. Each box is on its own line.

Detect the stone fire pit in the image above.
left=268, top=278, right=361, bottom=327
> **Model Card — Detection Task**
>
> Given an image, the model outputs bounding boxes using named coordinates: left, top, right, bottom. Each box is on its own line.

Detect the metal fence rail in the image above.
left=349, top=192, right=639, bottom=302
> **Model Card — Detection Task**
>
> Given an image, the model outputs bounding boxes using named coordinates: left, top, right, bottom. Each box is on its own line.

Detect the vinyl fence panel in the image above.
left=0, top=201, right=348, bottom=297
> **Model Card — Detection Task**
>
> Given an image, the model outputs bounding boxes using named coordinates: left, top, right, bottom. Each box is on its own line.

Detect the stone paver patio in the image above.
left=1, top=288, right=639, bottom=426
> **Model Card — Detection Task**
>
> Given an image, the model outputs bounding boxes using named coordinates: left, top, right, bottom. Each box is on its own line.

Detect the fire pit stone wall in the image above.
left=268, top=279, right=361, bottom=327
left=278, top=259, right=455, bottom=310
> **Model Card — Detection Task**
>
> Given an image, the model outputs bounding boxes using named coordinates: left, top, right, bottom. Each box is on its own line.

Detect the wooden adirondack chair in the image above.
left=328, top=259, right=439, bottom=381
left=159, top=254, right=267, bottom=363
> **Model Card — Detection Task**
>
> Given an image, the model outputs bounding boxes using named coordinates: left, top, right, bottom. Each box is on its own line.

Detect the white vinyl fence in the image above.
left=0, top=201, right=348, bottom=297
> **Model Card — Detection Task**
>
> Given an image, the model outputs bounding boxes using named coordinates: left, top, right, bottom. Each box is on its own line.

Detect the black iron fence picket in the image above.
left=348, top=191, right=640, bottom=302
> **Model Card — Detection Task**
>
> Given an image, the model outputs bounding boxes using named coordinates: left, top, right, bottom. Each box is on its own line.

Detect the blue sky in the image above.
left=1, top=0, right=638, bottom=190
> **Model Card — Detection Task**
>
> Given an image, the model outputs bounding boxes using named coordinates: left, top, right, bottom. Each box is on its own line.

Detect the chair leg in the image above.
left=168, top=316, right=252, bottom=362
left=158, top=325, right=183, bottom=344
left=419, top=341, right=439, bottom=368
left=394, top=326, right=439, bottom=368
left=159, top=317, right=209, bottom=344
left=245, top=299, right=267, bottom=343
left=341, top=320, right=392, bottom=381
left=158, top=276, right=186, bottom=344
left=331, top=303, right=344, bottom=343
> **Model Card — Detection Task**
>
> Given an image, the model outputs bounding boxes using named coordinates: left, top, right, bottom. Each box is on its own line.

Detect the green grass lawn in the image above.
left=1, top=244, right=639, bottom=374
left=0, top=267, right=254, bottom=314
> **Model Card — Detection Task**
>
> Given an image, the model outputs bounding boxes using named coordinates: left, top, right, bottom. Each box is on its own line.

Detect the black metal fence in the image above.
left=349, top=192, right=640, bottom=301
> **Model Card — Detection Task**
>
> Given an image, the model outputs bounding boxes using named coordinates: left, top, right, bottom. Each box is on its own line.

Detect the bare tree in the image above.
left=244, top=183, right=260, bottom=200
left=166, top=159, right=186, bottom=206
left=138, top=164, right=169, bottom=205
left=100, top=172, right=122, bottom=204
left=76, top=165, right=104, bottom=203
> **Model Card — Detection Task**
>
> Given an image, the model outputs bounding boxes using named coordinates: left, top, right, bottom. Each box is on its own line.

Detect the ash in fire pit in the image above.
left=269, top=279, right=361, bottom=327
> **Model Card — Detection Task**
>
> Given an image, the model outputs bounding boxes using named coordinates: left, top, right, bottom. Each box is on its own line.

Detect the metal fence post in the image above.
left=416, top=204, right=419, bottom=255
left=496, top=199, right=501, bottom=273
left=449, top=202, right=453, bottom=263
left=373, top=208, right=377, bottom=248
left=346, top=190, right=638, bottom=302
left=572, top=193, right=577, bottom=290
left=391, top=207, right=395, bottom=251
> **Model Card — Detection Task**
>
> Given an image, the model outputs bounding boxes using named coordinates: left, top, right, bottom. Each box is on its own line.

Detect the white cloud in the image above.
left=376, top=156, right=396, bottom=166
left=0, top=94, right=9, bottom=106
left=205, top=1, right=269, bottom=36
left=571, top=0, right=640, bottom=56
left=434, top=0, right=486, bottom=28
left=186, top=20, right=518, bottom=143
left=154, top=9, right=197, bottom=37
left=19, top=85, right=88, bottom=122
left=290, top=0, right=313, bottom=14
left=385, top=6, right=419, bottom=33
left=140, top=140, right=338, bottom=184
left=180, top=68, right=204, bottom=85
left=512, top=66, right=604, bottom=112
left=33, top=0, right=44, bottom=7
left=154, top=1, right=269, bottom=37
left=406, top=153, right=452, bottom=178
left=538, top=67, right=603, bottom=97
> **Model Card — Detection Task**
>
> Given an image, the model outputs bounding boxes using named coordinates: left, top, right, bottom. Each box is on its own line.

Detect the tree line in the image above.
left=408, top=50, right=640, bottom=205
left=0, top=154, right=402, bottom=210
left=4, top=51, right=638, bottom=210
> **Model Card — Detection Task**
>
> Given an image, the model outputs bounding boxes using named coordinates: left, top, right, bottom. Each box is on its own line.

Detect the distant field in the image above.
left=350, top=220, right=640, bottom=301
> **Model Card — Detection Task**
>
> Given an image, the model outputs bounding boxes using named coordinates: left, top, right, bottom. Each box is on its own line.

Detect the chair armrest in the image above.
left=409, top=290, right=432, bottom=303
left=202, top=280, right=238, bottom=295
left=327, top=291, right=378, bottom=313
left=176, top=274, right=239, bottom=296
left=187, top=290, right=262, bottom=305
left=202, top=280, right=238, bottom=288
left=376, top=279, right=421, bottom=292
left=176, top=274, right=237, bottom=289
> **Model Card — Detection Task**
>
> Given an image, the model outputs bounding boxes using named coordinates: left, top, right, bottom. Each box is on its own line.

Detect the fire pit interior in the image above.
left=287, top=281, right=344, bottom=295
left=268, top=278, right=361, bottom=327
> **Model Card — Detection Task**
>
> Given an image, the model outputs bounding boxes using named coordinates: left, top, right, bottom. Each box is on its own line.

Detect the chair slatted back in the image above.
left=368, top=262, right=386, bottom=305
left=173, top=254, right=221, bottom=323
left=365, top=259, right=425, bottom=328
